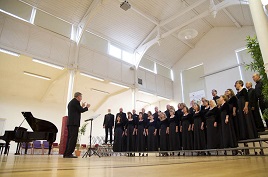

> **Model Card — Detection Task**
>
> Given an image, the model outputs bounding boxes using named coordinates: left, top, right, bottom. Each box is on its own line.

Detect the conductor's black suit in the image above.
left=64, top=98, right=88, bottom=157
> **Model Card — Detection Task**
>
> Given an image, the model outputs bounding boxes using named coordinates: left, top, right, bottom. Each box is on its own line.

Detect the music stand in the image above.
left=82, top=114, right=101, bottom=158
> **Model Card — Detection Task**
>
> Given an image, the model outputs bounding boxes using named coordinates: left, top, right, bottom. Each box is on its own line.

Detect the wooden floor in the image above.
left=0, top=154, right=267, bottom=177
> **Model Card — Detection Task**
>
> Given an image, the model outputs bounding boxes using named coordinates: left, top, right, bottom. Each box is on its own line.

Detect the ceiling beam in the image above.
left=117, top=0, right=159, bottom=25
left=134, top=0, right=248, bottom=67
left=75, top=0, right=104, bottom=44
left=92, top=88, right=129, bottom=111
left=135, top=26, right=158, bottom=51
left=130, top=4, right=159, bottom=25
left=40, top=70, right=68, bottom=102
left=162, top=26, right=194, bottom=49
left=160, top=0, right=208, bottom=26
left=222, top=8, right=241, bottom=28
left=214, top=0, right=241, bottom=28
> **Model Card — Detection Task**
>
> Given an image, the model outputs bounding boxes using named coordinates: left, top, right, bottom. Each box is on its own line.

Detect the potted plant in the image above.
left=75, top=123, right=88, bottom=156
left=245, top=36, right=268, bottom=126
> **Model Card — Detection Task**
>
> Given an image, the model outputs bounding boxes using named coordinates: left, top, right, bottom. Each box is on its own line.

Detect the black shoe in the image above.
left=64, top=155, right=78, bottom=158
left=257, top=128, right=265, bottom=132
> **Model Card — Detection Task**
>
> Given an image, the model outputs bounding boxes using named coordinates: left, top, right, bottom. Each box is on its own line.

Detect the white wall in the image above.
left=172, top=26, right=256, bottom=103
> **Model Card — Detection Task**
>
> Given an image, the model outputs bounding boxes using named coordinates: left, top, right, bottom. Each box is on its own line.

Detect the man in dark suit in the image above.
left=132, top=109, right=139, bottom=126
left=246, top=82, right=265, bottom=132
left=253, top=73, right=268, bottom=114
left=116, top=108, right=127, bottom=126
left=64, top=92, right=90, bottom=158
left=212, top=89, right=220, bottom=104
left=103, top=109, right=114, bottom=144
left=253, top=73, right=268, bottom=129
left=164, top=105, right=171, bottom=119
left=142, top=108, right=148, bottom=124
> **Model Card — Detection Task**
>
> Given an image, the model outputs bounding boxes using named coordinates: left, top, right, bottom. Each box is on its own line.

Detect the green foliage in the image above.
left=263, top=109, right=268, bottom=121
left=245, top=36, right=268, bottom=120
left=79, top=123, right=88, bottom=136
left=76, top=123, right=88, bottom=149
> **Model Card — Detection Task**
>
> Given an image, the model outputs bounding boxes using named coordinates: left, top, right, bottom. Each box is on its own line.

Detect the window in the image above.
left=81, top=31, right=108, bottom=54
left=34, top=10, right=72, bottom=38
left=156, top=63, right=171, bottom=79
left=108, top=44, right=121, bottom=59
left=139, top=57, right=156, bottom=73
left=122, top=51, right=135, bottom=65
left=0, top=0, right=32, bottom=22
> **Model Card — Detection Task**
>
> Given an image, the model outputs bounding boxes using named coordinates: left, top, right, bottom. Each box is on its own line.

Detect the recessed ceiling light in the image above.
left=32, top=59, right=64, bottom=70
left=23, top=71, right=51, bottom=80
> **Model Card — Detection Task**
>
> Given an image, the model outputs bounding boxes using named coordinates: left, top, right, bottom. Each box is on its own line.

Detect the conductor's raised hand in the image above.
left=82, top=102, right=86, bottom=107
left=86, top=103, right=91, bottom=108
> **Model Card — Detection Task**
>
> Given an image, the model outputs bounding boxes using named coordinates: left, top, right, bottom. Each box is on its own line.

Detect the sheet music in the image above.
left=84, top=114, right=101, bottom=122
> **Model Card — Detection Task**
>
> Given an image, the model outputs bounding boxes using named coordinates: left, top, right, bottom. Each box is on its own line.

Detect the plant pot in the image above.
left=75, top=150, right=81, bottom=157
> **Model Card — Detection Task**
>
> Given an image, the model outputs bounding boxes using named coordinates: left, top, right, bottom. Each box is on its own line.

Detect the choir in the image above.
left=110, top=79, right=265, bottom=156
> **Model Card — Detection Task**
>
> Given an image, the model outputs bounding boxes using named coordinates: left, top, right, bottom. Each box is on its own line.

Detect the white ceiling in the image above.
left=20, top=0, right=254, bottom=68
left=0, top=0, right=255, bottom=109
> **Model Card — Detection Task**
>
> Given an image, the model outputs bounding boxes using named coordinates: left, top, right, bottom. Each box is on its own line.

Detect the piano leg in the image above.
left=25, top=143, right=28, bottom=154
left=15, top=142, right=21, bottom=155
left=48, top=142, right=52, bottom=155
left=4, top=141, right=10, bottom=155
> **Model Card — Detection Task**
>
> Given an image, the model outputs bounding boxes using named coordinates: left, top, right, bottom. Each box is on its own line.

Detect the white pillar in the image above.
left=132, top=88, right=136, bottom=110
left=249, top=0, right=268, bottom=73
left=66, top=69, right=76, bottom=115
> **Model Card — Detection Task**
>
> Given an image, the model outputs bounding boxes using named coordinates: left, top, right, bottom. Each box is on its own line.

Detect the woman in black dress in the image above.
left=201, top=99, right=210, bottom=145
left=126, top=112, right=135, bottom=156
left=168, top=108, right=179, bottom=155
left=205, top=100, right=220, bottom=150
left=136, top=112, right=146, bottom=156
left=181, top=106, right=193, bottom=151
left=146, top=111, right=157, bottom=151
left=226, top=88, right=239, bottom=141
left=113, top=115, right=124, bottom=152
left=192, top=103, right=206, bottom=152
left=235, top=80, right=258, bottom=140
left=218, top=95, right=238, bottom=149
left=159, top=112, right=169, bottom=156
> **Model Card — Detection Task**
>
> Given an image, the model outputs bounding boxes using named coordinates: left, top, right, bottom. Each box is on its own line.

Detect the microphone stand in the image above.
left=82, top=114, right=101, bottom=158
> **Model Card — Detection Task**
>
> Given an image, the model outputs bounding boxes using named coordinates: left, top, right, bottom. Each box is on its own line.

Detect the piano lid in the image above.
left=21, top=112, right=58, bottom=133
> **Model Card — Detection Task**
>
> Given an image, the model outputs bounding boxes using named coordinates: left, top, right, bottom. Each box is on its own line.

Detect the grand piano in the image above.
left=0, top=112, right=58, bottom=155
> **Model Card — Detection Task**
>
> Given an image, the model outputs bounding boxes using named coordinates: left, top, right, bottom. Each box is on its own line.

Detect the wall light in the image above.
left=157, top=96, right=170, bottom=101
left=138, top=90, right=154, bottom=96
left=80, top=73, right=104, bottom=82
left=32, top=59, right=64, bottom=70
left=110, top=82, right=129, bottom=89
left=23, top=71, right=51, bottom=80
left=0, top=48, right=20, bottom=57
left=91, top=88, right=110, bottom=95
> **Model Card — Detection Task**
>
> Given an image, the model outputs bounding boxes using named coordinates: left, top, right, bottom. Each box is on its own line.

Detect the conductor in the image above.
left=64, top=92, right=90, bottom=158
